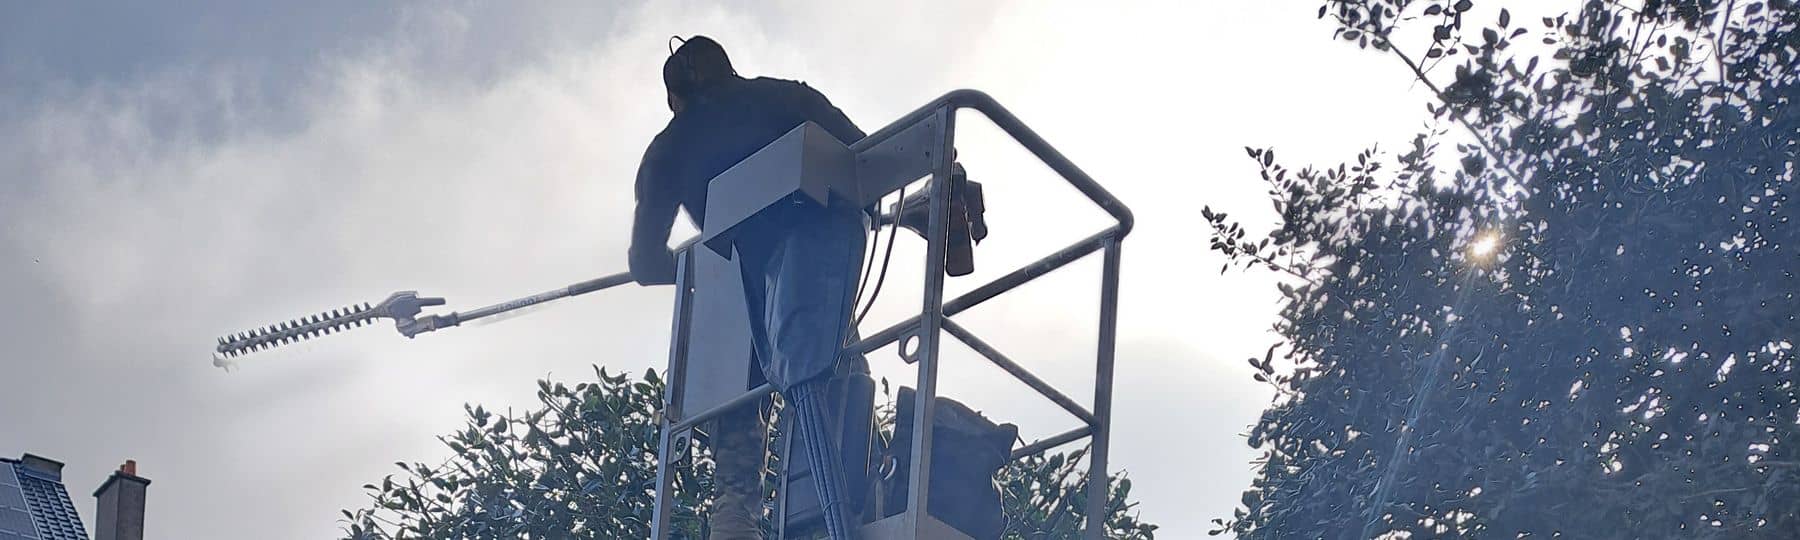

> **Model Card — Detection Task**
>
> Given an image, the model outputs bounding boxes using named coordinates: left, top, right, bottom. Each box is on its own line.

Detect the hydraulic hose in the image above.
left=790, top=382, right=853, bottom=540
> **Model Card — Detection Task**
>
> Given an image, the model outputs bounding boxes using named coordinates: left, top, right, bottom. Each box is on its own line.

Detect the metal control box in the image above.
left=700, top=121, right=859, bottom=258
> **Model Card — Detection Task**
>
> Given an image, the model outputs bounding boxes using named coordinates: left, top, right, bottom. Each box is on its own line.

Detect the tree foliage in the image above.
left=1210, top=0, right=1797, bottom=537
left=341, top=366, right=1156, bottom=539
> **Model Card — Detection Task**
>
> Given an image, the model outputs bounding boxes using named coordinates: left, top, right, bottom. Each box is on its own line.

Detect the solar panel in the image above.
left=0, top=463, right=42, bottom=540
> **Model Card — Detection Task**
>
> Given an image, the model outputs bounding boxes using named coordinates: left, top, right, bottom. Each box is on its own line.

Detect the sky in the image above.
left=0, top=1, right=1445, bottom=538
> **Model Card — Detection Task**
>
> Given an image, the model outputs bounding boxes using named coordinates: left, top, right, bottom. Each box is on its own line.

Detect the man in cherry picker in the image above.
left=626, top=35, right=871, bottom=540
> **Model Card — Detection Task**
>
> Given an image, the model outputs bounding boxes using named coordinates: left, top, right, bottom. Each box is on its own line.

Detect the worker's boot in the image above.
left=708, top=399, right=771, bottom=540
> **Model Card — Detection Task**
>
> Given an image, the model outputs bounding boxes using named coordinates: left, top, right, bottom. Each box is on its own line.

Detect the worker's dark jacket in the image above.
left=629, top=76, right=866, bottom=283
left=630, top=76, right=869, bottom=390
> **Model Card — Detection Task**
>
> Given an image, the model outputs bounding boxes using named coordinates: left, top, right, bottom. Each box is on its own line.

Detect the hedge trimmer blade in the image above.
left=212, top=291, right=444, bottom=364
left=208, top=272, right=634, bottom=370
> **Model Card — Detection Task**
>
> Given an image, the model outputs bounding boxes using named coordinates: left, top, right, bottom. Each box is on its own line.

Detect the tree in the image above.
left=341, top=366, right=1157, bottom=539
left=1208, top=1, right=1797, bottom=537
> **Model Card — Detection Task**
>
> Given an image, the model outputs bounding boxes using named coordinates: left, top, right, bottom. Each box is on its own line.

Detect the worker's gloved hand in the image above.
left=891, top=163, right=986, bottom=276
left=628, top=244, right=678, bottom=286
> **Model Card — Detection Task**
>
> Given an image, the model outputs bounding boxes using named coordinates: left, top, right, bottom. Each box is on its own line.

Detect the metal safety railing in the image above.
left=651, top=89, right=1132, bottom=540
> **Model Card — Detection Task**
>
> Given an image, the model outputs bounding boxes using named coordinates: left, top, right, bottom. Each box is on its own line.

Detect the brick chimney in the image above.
left=92, top=460, right=149, bottom=540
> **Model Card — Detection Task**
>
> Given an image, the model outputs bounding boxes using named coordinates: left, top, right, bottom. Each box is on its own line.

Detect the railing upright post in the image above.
left=652, top=251, right=696, bottom=540
left=902, top=106, right=956, bottom=535
left=1083, top=238, right=1123, bottom=540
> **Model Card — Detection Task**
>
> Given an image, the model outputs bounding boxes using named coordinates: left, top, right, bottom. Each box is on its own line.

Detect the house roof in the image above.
left=0, top=457, right=88, bottom=540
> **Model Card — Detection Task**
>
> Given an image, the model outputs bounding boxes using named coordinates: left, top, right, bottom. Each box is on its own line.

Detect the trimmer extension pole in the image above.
left=396, top=272, right=637, bottom=336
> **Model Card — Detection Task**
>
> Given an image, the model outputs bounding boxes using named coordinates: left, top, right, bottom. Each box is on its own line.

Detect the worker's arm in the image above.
left=790, top=81, right=881, bottom=222
left=628, top=135, right=680, bottom=286
left=794, top=82, right=866, bottom=144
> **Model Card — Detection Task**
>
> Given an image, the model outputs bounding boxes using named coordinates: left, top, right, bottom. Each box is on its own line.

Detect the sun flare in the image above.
left=1470, top=232, right=1501, bottom=257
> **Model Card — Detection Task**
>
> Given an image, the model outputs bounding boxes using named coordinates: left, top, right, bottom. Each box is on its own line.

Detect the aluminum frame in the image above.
left=651, top=89, right=1133, bottom=540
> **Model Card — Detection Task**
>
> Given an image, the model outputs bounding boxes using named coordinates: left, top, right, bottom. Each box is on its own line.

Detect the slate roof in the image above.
left=0, top=457, right=88, bottom=540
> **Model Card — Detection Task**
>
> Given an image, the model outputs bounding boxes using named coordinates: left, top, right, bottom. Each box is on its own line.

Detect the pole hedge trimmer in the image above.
left=211, top=272, right=634, bottom=370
